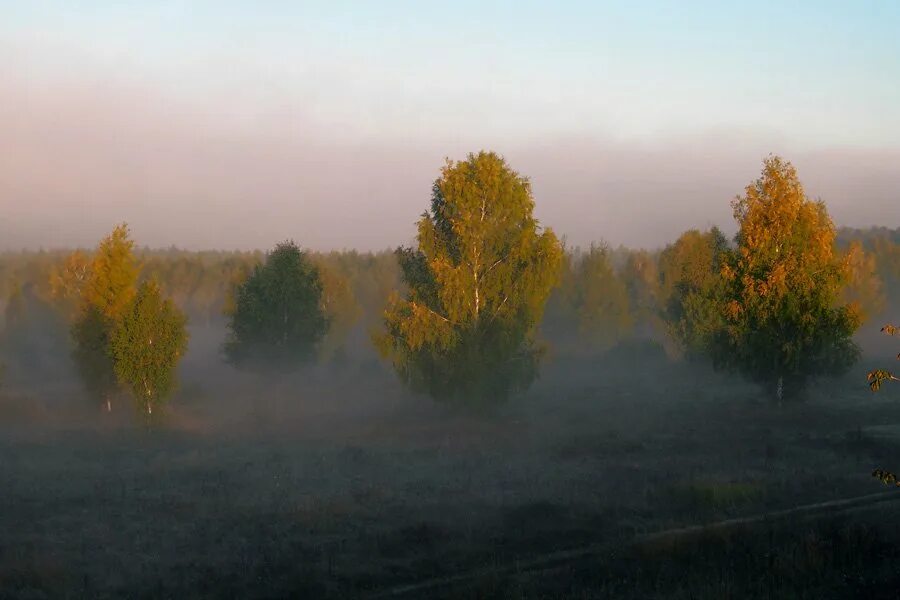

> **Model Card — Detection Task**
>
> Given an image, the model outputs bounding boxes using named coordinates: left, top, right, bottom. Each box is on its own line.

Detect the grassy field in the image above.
left=1, top=347, right=899, bottom=598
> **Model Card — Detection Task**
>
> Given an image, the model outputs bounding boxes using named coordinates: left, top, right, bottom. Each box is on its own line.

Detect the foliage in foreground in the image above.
left=377, top=151, right=563, bottom=405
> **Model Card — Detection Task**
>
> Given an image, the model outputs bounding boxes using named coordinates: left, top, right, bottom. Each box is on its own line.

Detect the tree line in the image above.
left=1, top=152, right=898, bottom=415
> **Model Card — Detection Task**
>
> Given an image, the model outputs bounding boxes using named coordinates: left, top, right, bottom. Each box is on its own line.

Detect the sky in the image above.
left=1, top=1, right=898, bottom=251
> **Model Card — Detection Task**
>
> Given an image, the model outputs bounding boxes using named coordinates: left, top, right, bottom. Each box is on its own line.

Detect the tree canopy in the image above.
left=711, top=156, right=861, bottom=401
left=110, top=280, right=188, bottom=417
left=71, top=224, right=139, bottom=410
left=658, top=228, right=729, bottom=359
left=225, top=241, right=329, bottom=369
left=376, top=151, right=563, bottom=405
left=557, top=244, right=633, bottom=352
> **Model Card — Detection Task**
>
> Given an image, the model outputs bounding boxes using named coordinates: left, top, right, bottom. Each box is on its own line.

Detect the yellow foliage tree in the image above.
left=71, top=224, right=140, bottom=411
left=713, top=156, right=861, bottom=401
left=377, top=151, right=563, bottom=405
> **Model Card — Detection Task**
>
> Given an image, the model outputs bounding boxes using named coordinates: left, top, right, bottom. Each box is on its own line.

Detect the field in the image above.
left=2, top=334, right=900, bottom=599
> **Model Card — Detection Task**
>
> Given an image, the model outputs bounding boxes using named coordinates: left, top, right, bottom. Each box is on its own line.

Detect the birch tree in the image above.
left=110, top=280, right=188, bottom=418
left=71, top=224, right=138, bottom=411
left=376, top=151, right=563, bottom=405
left=712, top=156, right=861, bottom=402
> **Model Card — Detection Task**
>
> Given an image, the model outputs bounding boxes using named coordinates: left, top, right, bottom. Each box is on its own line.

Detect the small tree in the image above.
left=71, top=224, right=139, bottom=411
left=225, top=241, right=329, bottom=369
left=110, top=280, right=188, bottom=417
left=712, top=156, right=861, bottom=401
left=376, top=151, right=563, bottom=405
left=658, top=228, right=729, bottom=359
left=563, top=244, right=633, bottom=352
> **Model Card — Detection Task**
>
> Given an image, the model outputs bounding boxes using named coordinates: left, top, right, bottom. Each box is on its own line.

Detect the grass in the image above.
left=1, top=351, right=899, bottom=598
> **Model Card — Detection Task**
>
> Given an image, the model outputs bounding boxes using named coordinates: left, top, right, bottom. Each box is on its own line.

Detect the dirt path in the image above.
left=371, top=489, right=900, bottom=598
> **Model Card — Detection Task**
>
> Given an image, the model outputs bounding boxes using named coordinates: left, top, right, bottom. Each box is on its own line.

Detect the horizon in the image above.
left=2, top=1, right=898, bottom=251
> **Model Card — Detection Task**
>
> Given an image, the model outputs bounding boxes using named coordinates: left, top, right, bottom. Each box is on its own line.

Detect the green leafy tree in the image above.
left=712, top=156, right=861, bottom=402
left=225, top=241, right=329, bottom=369
left=376, top=151, right=563, bottom=405
left=110, top=280, right=188, bottom=417
left=658, top=228, right=729, bottom=359
left=71, top=224, right=139, bottom=411
left=556, top=244, right=633, bottom=352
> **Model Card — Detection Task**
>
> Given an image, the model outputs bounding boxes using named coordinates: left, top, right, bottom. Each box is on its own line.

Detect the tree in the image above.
left=619, top=249, right=663, bottom=338
left=71, top=224, right=139, bottom=411
left=225, top=241, right=329, bottom=369
left=842, top=241, right=886, bottom=322
left=314, top=255, right=362, bottom=363
left=83, top=224, right=139, bottom=320
left=712, top=156, right=861, bottom=402
left=376, top=151, right=563, bottom=405
left=559, top=244, right=633, bottom=352
left=49, top=250, right=92, bottom=318
left=110, top=280, right=188, bottom=417
left=658, top=228, right=729, bottom=359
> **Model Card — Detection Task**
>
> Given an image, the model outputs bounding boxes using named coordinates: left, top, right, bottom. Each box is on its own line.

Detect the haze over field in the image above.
left=2, top=1, right=899, bottom=251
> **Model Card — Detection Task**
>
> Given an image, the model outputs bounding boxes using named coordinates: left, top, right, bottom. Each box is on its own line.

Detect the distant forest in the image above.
left=1, top=224, right=897, bottom=370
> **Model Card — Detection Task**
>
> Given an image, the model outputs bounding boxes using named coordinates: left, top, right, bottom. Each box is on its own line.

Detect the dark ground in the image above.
left=1, top=341, right=900, bottom=599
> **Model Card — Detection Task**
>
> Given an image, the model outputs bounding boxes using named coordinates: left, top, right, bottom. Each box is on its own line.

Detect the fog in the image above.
left=3, top=5, right=900, bottom=595
left=2, top=292, right=900, bottom=597
left=2, top=69, right=898, bottom=252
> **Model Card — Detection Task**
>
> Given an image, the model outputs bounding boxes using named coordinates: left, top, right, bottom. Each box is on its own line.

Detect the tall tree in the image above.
left=658, top=228, right=729, bottom=359
left=110, top=280, right=188, bottom=418
left=376, top=151, right=563, bottom=405
left=71, top=224, right=139, bottom=411
left=713, top=156, right=861, bottom=401
left=225, top=241, right=329, bottom=369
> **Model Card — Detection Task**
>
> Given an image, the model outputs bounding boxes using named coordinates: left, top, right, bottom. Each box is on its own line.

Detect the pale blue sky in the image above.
left=1, top=1, right=898, bottom=249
